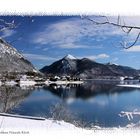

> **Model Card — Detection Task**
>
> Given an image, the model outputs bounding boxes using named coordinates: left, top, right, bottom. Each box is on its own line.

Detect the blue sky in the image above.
left=1, top=16, right=140, bottom=69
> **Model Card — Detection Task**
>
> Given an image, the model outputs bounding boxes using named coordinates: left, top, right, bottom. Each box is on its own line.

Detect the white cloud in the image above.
left=1, top=29, right=16, bottom=38
left=58, top=43, right=90, bottom=49
left=23, top=53, right=57, bottom=61
left=87, top=54, right=110, bottom=60
left=124, top=45, right=140, bottom=52
left=78, top=53, right=110, bottom=60
left=31, top=17, right=126, bottom=49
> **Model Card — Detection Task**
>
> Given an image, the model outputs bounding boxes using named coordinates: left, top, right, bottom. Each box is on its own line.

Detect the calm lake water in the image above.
left=0, top=80, right=140, bottom=128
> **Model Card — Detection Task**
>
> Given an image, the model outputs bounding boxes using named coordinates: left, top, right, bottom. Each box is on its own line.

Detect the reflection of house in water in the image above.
left=0, top=86, right=32, bottom=113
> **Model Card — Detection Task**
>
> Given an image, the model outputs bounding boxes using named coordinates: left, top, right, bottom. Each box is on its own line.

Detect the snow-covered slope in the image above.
left=64, top=54, right=77, bottom=60
left=0, top=38, right=37, bottom=73
left=0, top=39, right=23, bottom=58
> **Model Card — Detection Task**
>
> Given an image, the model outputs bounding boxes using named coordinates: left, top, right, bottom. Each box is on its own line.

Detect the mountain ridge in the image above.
left=40, top=54, right=140, bottom=79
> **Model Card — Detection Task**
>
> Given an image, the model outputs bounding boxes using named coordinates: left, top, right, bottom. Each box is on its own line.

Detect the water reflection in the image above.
left=0, top=86, right=32, bottom=113
left=44, top=81, right=135, bottom=100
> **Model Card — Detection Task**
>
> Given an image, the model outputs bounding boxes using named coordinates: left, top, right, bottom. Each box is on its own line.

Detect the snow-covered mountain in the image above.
left=40, top=54, right=140, bottom=79
left=64, top=54, right=77, bottom=60
left=40, top=54, right=78, bottom=76
left=0, top=38, right=38, bottom=74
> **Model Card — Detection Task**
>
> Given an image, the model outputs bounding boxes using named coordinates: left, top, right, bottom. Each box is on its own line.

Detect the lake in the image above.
left=0, top=80, right=140, bottom=128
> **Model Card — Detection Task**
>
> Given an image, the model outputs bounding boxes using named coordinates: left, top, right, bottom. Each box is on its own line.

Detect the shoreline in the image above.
left=0, top=79, right=140, bottom=87
left=117, top=84, right=140, bottom=88
left=0, top=80, right=84, bottom=87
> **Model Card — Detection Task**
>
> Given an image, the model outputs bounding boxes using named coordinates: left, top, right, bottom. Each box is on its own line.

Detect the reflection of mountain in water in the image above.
left=0, top=86, right=32, bottom=113
left=44, top=81, right=137, bottom=100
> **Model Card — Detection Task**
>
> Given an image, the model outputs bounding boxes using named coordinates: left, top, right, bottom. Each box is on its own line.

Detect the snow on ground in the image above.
left=0, top=113, right=79, bottom=131
left=65, top=54, right=77, bottom=60
left=46, top=80, right=84, bottom=85
left=117, top=84, right=140, bottom=88
left=0, top=112, right=82, bottom=133
left=19, top=80, right=36, bottom=86
left=5, top=81, right=17, bottom=86
left=0, top=113, right=140, bottom=131
left=0, top=80, right=83, bottom=87
left=1, top=113, right=140, bottom=139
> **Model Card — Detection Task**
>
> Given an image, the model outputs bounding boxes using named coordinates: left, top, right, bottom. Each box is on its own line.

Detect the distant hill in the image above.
left=40, top=54, right=140, bottom=79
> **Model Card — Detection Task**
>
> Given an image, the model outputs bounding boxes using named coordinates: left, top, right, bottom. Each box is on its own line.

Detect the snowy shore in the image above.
left=0, top=80, right=84, bottom=87
left=0, top=113, right=80, bottom=133
left=1, top=113, right=140, bottom=140
left=117, top=84, right=140, bottom=88
left=45, top=80, right=84, bottom=85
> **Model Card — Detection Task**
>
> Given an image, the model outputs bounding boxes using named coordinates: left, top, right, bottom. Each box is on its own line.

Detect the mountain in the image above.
left=0, top=38, right=38, bottom=75
left=40, top=54, right=140, bottom=79
left=40, top=54, right=78, bottom=76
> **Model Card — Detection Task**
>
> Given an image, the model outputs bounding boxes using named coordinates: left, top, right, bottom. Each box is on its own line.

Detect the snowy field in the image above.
left=0, top=114, right=78, bottom=131
left=0, top=113, right=140, bottom=139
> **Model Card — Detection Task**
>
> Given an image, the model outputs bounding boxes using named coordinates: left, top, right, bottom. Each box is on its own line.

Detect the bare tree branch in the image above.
left=84, top=16, right=140, bottom=30
left=83, top=16, right=140, bottom=49
left=124, top=32, right=140, bottom=49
